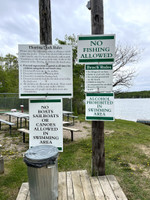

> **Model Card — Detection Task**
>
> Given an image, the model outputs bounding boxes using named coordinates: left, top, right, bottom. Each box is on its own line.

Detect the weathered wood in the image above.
left=91, top=0, right=105, bottom=176
left=91, top=0, right=104, bottom=34
left=39, top=0, right=52, bottom=44
left=18, top=128, right=29, bottom=143
left=26, top=191, right=30, bottom=200
left=67, top=171, right=74, bottom=200
left=16, top=182, right=29, bottom=200
left=0, top=119, right=15, bottom=134
left=58, top=172, right=67, bottom=200
left=92, top=121, right=105, bottom=176
left=107, top=175, right=128, bottom=200
left=63, top=127, right=80, bottom=141
left=17, top=170, right=128, bottom=200
left=71, top=171, right=84, bottom=200
left=99, top=176, right=117, bottom=200
left=80, top=170, right=95, bottom=200
left=90, top=176, right=105, bottom=200
left=18, top=128, right=29, bottom=134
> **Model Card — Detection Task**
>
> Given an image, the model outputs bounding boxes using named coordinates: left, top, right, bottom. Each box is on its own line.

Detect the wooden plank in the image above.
left=58, top=172, right=67, bottom=200
left=63, top=127, right=79, bottom=132
left=26, top=191, right=30, bottom=200
left=0, top=119, right=15, bottom=126
left=18, top=128, right=29, bottom=134
left=90, top=176, right=105, bottom=200
left=67, top=171, right=74, bottom=200
left=107, top=175, right=128, bottom=200
left=80, top=170, right=95, bottom=200
left=16, top=182, right=29, bottom=200
left=71, top=171, right=84, bottom=200
left=98, top=176, right=117, bottom=200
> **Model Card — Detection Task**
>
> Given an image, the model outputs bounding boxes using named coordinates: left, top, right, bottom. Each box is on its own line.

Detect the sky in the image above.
left=0, top=0, right=150, bottom=92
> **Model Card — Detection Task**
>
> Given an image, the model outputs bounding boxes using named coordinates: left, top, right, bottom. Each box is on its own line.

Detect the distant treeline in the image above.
left=115, top=91, right=150, bottom=98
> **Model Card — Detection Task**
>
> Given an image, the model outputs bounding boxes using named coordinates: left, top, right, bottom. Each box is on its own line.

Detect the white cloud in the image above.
left=0, top=0, right=150, bottom=91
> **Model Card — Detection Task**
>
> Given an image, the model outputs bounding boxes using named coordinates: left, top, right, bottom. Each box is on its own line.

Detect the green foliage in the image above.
left=116, top=91, right=150, bottom=98
left=56, top=35, right=85, bottom=114
left=1, top=119, right=150, bottom=199
left=0, top=54, right=18, bottom=93
left=0, top=158, right=27, bottom=200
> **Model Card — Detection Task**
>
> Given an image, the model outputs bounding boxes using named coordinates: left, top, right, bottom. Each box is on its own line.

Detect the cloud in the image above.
left=0, top=0, right=150, bottom=91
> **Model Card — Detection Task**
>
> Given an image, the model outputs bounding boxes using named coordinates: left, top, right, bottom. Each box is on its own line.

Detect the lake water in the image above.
left=114, top=98, right=150, bottom=122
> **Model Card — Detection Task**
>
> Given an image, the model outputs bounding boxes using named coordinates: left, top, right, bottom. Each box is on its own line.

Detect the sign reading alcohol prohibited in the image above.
left=86, top=93, right=114, bottom=121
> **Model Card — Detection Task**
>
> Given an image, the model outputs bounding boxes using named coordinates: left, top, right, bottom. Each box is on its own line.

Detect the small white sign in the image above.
left=86, top=93, right=114, bottom=121
left=19, top=44, right=73, bottom=99
left=29, top=99, right=63, bottom=152
left=85, top=64, right=113, bottom=92
left=77, top=34, right=115, bottom=64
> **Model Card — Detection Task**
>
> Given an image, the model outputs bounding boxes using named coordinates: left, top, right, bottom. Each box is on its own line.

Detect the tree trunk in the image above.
left=39, top=0, right=52, bottom=44
left=91, top=0, right=105, bottom=176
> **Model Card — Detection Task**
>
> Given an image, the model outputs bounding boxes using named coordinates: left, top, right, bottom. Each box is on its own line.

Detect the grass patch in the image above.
left=0, top=158, right=28, bottom=200
left=1, top=118, right=150, bottom=199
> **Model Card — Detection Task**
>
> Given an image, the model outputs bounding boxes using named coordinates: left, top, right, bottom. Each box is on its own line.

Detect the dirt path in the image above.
left=0, top=113, right=92, bottom=160
left=0, top=113, right=113, bottom=160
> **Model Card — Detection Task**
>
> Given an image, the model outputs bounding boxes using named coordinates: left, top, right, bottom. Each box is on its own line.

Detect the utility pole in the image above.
left=39, top=0, right=52, bottom=44
left=90, top=0, right=105, bottom=176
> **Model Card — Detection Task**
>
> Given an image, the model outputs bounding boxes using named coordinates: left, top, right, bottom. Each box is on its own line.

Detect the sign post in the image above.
left=77, top=0, right=115, bottom=176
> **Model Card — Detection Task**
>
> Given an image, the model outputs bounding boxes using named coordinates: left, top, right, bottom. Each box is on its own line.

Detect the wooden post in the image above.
left=91, top=0, right=105, bottom=176
left=39, top=0, right=52, bottom=44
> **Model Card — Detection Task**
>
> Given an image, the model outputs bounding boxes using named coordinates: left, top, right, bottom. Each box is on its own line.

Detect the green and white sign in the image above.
left=85, top=64, right=113, bottom=92
left=29, top=99, right=63, bottom=152
left=86, top=93, right=114, bottom=121
left=77, top=34, right=115, bottom=64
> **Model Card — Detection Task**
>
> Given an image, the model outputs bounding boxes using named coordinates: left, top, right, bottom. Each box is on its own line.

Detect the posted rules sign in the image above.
left=85, top=64, right=113, bottom=92
left=86, top=93, right=114, bottom=121
left=29, top=99, right=63, bottom=152
left=19, top=44, right=73, bottom=99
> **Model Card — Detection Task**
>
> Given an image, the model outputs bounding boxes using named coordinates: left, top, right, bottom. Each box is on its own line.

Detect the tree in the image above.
left=113, top=44, right=140, bottom=92
left=56, top=35, right=85, bottom=114
left=0, top=54, right=19, bottom=93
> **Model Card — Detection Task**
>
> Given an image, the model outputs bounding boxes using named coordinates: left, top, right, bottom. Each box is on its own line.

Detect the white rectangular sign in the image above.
left=77, top=34, right=115, bottom=64
left=85, top=64, right=113, bottom=92
left=86, top=93, right=114, bottom=121
left=19, top=44, right=73, bottom=99
left=29, top=99, right=63, bottom=152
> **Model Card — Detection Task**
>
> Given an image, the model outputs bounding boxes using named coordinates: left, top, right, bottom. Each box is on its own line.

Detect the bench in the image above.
left=63, top=114, right=78, bottom=125
left=0, top=119, right=15, bottom=134
left=18, top=128, right=29, bottom=143
left=69, top=115, right=78, bottom=125
left=63, top=126, right=79, bottom=141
